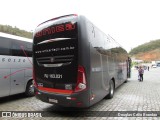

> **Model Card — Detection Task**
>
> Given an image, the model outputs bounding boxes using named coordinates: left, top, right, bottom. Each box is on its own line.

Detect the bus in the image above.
left=0, top=32, right=34, bottom=98
left=33, top=14, right=131, bottom=108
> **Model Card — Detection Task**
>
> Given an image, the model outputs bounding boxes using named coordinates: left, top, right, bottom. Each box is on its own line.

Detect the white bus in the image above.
left=0, top=32, right=34, bottom=97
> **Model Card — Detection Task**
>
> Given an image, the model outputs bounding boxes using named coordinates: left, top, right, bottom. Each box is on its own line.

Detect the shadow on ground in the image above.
left=0, top=93, right=28, bottom=104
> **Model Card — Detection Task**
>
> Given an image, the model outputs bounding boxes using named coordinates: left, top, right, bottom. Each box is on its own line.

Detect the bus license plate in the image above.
left=49, top=98, right=58, bottom=103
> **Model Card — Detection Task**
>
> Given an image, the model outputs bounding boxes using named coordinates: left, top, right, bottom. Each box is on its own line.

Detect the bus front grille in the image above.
left=36, top=55, right=74, bottom=67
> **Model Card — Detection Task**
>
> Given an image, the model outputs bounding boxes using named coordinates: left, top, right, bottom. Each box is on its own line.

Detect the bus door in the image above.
left=127, top=57, right=131, bottom=78
left=0, top=38, right=11, bottom=97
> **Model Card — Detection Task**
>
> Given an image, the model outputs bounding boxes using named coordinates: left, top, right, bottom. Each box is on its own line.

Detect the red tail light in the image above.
left=74, top=66, right=87, bottom=92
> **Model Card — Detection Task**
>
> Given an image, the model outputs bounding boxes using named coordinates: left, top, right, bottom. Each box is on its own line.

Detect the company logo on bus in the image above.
left=35, top=23, right=76, bottom=38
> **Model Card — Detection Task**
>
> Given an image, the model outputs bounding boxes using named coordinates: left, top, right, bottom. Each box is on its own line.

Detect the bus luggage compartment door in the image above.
left=0, top=69, right=10, bottom=97
left=10, top=69, right=24, bottom=95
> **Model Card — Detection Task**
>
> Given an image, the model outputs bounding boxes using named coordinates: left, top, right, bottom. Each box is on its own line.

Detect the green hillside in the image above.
left=129, top=39, right=160, bottom=55
left=0, top=24, right=33, bottom=39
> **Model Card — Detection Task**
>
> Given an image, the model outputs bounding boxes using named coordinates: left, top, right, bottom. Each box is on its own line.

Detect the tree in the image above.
left=0, top=24, right=33, bottom=39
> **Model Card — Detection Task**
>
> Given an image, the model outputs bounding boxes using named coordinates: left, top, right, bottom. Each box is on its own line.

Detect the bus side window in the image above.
left=11, top=40, right=25, bottom=57
left=0, top=37, right=11, bottom=55
left=26, top=43, right=32, bottom=57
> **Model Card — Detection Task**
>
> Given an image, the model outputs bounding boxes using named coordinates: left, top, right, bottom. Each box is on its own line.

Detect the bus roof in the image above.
left=37, top=14, right=78, bottom=27
left=0, top=32, right=33, bottom=43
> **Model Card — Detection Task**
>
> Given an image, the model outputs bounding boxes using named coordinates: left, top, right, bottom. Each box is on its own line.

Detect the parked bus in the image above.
left=0, top=32, right=34, bottom=98
left=33, top=14, right=131, bottom=108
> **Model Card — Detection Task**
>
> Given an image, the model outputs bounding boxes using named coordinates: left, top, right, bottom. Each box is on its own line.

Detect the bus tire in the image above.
left=25, top=80, right=34, bottom=97
left=107, top=80, right=114, bottom=99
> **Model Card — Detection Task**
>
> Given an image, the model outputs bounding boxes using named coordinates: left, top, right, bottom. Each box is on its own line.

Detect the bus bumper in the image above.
left=34, top=87, right=89, bottom=108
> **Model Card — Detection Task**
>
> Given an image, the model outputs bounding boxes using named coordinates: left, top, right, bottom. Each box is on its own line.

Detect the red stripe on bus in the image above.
left=38, top=86, right=73, bottom=95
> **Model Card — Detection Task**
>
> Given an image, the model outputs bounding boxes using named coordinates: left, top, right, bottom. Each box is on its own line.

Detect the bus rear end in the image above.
left=33, top=14, right=89, bottom=108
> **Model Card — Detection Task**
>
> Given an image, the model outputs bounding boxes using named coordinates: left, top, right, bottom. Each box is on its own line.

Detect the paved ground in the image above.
left=0, top=67, right=160, bottom=120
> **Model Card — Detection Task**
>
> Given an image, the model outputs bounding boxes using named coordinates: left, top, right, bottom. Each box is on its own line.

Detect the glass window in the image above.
left=0, top=37, right=11, bottom=55
left=11, top=40, right=25, bottom=56
left=26, top=43, right=32, bottom=57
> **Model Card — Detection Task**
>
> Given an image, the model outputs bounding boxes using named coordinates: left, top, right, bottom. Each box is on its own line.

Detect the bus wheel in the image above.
left=107, top=80, right=114, bottom=99
left=25, top=81, right=34, bottom=97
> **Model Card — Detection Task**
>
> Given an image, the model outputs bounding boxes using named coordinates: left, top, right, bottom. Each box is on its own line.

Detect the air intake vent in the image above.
left=36, top=55, right=74, bottom=67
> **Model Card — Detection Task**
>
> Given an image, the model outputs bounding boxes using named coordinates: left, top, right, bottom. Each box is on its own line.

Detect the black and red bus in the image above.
left=33, top=14, right=131, bottom=108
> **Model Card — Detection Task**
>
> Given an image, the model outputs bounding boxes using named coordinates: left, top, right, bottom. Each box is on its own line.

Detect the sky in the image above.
left=0, top=0, right=160, bottom=52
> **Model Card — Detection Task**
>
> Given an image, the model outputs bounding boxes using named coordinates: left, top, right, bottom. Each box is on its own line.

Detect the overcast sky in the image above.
left=1, top=0, right=160, bottom=52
